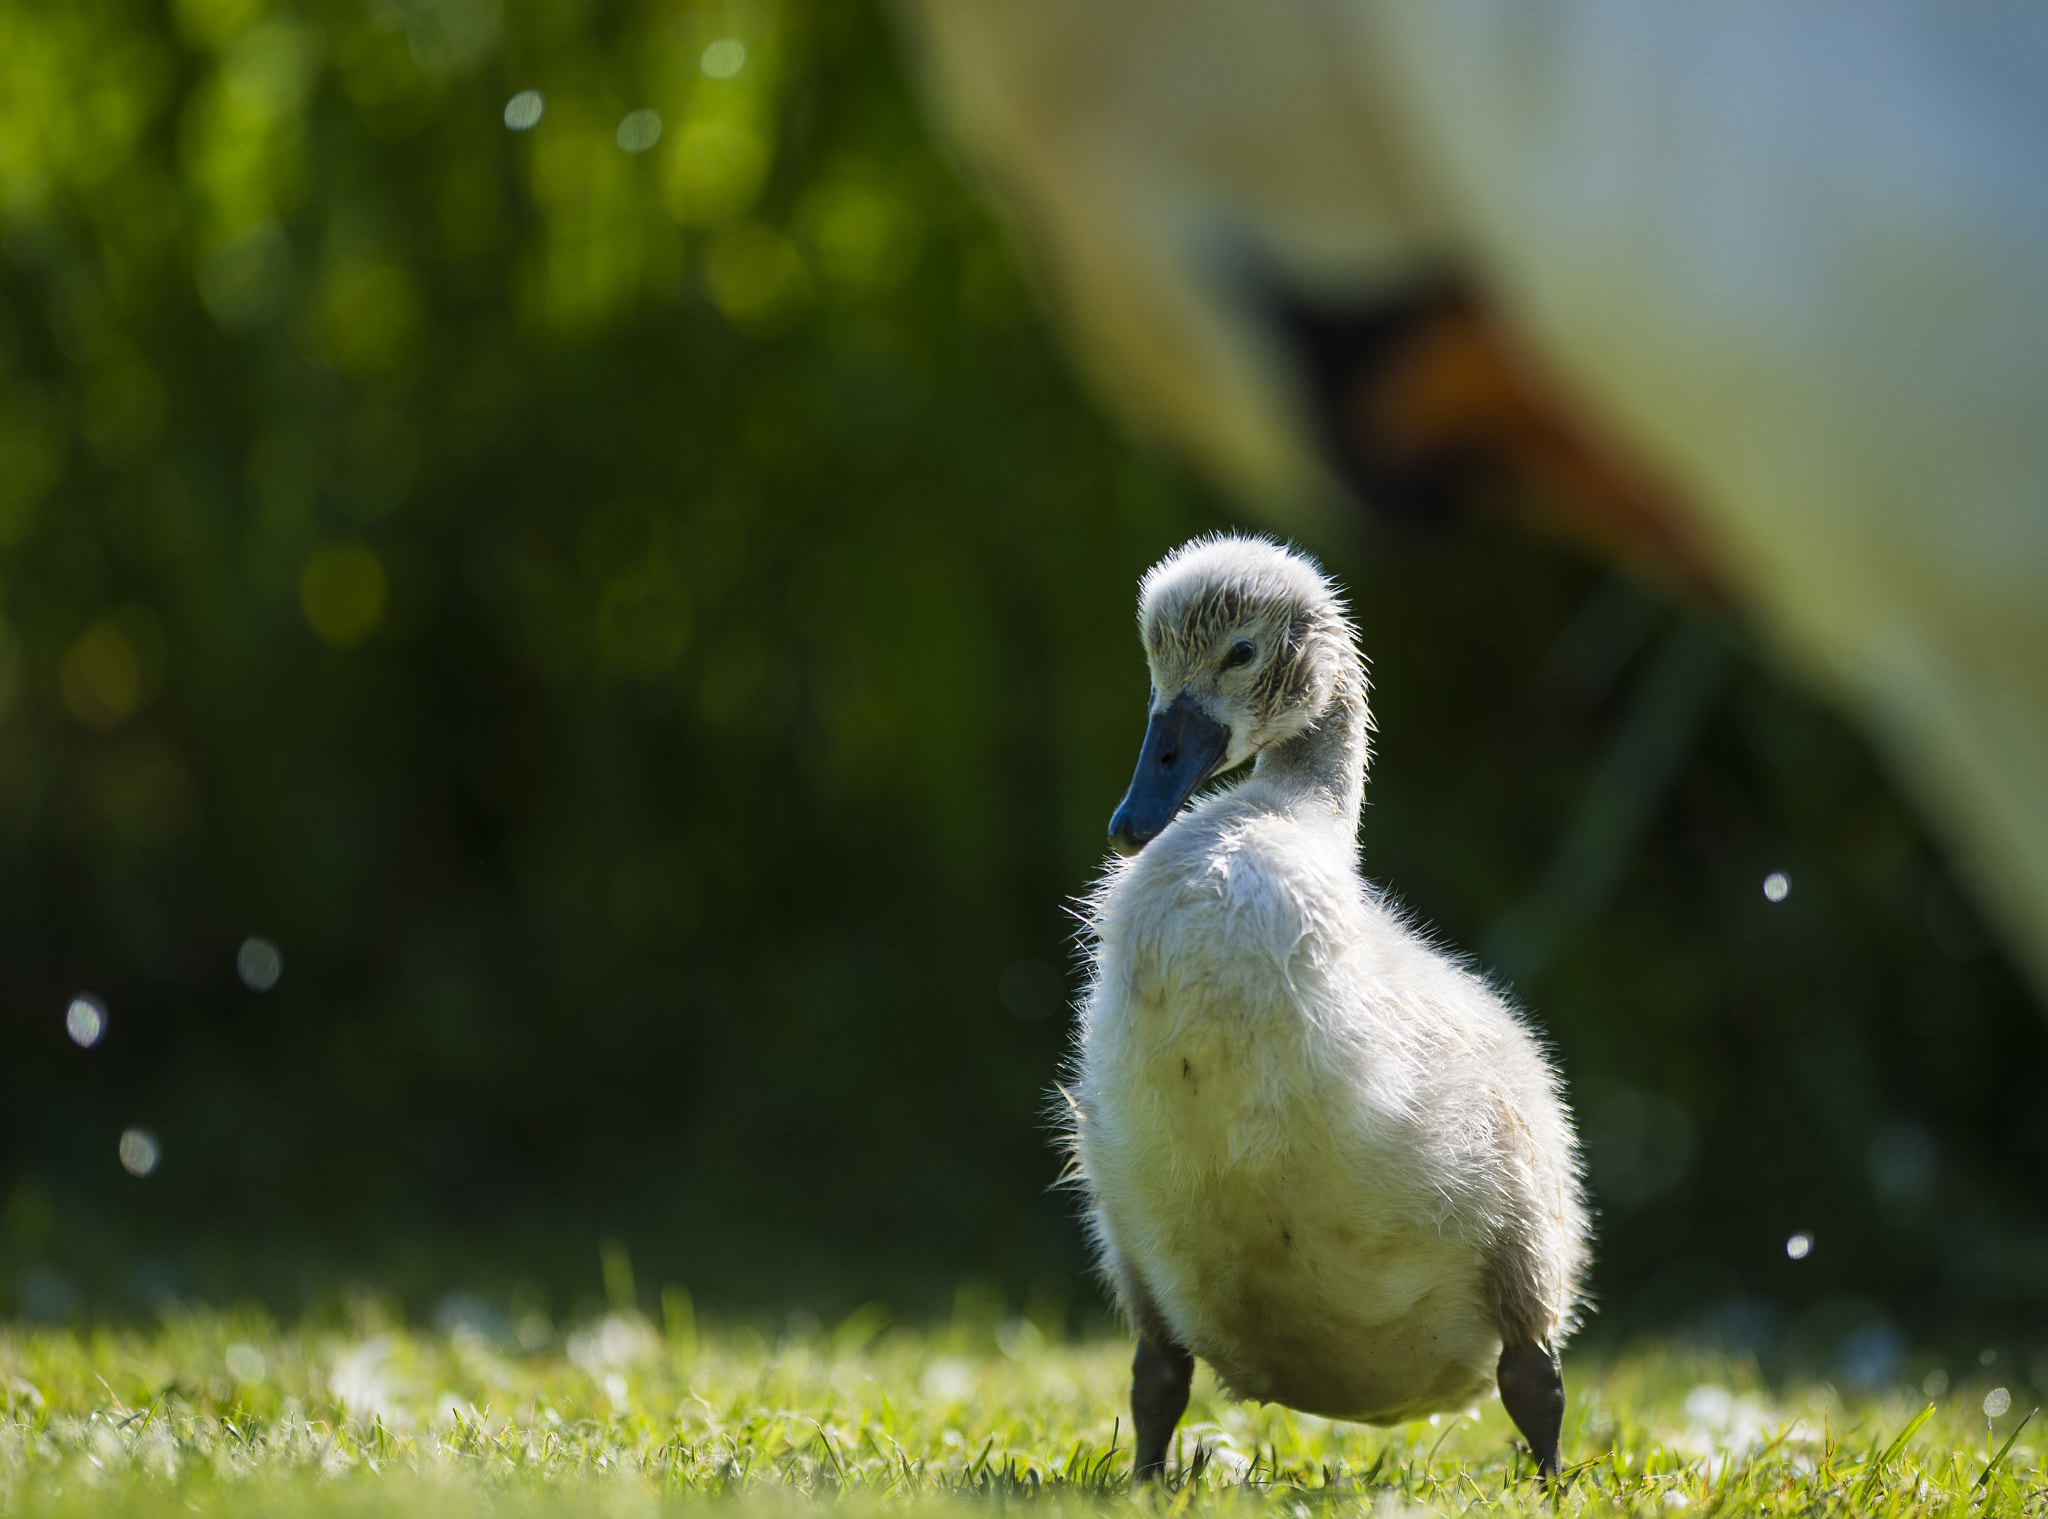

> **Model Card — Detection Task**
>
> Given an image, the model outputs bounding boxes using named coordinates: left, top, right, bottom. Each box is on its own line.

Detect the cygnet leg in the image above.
left=1131, top=1334, right=1194, bottom=1480
left=1497, top=1342, right=1565, bottom=1478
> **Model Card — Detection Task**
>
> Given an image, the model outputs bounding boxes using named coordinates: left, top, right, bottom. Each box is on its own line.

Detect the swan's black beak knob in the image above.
left=1108, top=694, right=1230, bottom=856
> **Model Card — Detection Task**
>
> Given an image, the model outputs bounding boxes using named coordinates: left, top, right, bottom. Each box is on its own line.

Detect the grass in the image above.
left=1, top=1304, right=2042, bottom=1516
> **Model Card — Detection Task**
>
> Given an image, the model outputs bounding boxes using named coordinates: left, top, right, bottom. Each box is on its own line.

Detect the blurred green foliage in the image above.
left=0, top=0, right=2045, bottom=1382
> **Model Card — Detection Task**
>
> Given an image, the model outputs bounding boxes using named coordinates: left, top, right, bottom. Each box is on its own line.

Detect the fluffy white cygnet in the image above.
left=1073, top=535, right=1588, bottom=1478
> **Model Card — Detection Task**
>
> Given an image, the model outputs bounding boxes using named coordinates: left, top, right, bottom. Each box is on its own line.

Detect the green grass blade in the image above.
left=1974, top=1406, right=2036, bottom=1490
left=1880, top=1402, right=1937, bottom=1467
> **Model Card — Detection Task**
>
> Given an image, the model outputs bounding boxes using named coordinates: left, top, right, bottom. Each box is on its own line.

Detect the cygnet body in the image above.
left=1075, top=536, right=1588, bottom=1477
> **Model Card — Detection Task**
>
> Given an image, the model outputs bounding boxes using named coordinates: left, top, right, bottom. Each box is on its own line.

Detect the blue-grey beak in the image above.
left=1108, top=693, right=1231, bottom=856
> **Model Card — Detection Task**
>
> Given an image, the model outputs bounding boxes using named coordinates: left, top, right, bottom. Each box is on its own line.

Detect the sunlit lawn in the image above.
left=1, top=1304, right=2040, bottom=1516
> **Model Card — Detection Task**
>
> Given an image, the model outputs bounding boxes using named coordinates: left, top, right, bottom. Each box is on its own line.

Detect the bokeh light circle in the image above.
left=238, top=935, right=284, bottom=992
left=700, top=38, right=746, bottom=79
left=1763, top=871, right=1791, bottom=903
left=119, top=1128, right=160, bottom=1177
left=65, top=996, right=105, bottom=1047
left=503, top=90, right=544, bottom=131
left=616, top=109, right=663, bottom=153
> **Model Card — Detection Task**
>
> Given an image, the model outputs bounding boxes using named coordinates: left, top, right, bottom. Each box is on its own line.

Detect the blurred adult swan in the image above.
left=904, top=0, right=2048, bottom=1000
left=1076, top=536, right=1587, bottom=1479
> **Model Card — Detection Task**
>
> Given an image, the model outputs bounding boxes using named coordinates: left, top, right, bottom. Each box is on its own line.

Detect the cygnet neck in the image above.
left=1243, top=658, right=1370, bottom=835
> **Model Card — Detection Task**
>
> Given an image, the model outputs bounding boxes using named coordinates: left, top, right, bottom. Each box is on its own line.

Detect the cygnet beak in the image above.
left=1108, top=693, right=1230, bottom=856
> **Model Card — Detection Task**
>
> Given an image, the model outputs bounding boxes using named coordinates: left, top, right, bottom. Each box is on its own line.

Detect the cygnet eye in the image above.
left=1220, top=639, right=1256, bottom=671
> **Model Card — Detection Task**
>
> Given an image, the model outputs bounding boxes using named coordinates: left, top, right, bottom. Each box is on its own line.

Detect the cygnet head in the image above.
left=1108, top=536, right=1359, bottom=855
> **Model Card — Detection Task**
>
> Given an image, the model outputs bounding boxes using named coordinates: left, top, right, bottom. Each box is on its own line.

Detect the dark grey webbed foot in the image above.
left=1131, top=1335, right=1195, bottom=1481
left=1497, top=1342, right=1566, bottom=1479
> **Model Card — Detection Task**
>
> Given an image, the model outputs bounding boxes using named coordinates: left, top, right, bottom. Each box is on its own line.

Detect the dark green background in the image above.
left=2, top=0, right=2044, bottom=1383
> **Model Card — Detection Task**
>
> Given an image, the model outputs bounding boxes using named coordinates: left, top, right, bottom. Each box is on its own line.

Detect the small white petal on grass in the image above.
left=567, top=1314, right=659, bottom=1374
left=921, top=1357, right=973, bottom=1402
left=331, top=1337, right=402, bottom=1423
left=225, top=1342, right=267, bottom=1383
left=1985, top=1387, right=2012, bottom=1417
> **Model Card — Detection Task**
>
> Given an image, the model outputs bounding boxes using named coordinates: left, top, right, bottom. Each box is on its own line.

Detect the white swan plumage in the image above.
left=1075, top=535, right=1588, bottom=1478
left=902, top=0, right=2048, bottom=998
